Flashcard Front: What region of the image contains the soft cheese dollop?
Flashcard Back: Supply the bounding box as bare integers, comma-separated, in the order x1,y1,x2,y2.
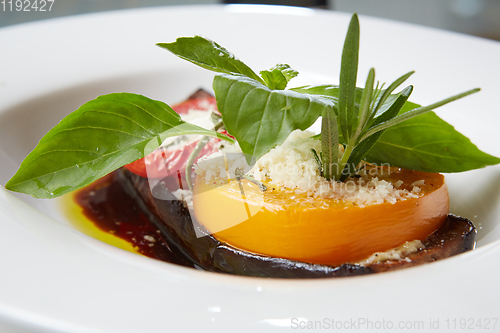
159,107,217,150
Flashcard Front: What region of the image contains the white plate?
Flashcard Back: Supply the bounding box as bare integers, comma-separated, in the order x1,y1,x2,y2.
1,5,500,333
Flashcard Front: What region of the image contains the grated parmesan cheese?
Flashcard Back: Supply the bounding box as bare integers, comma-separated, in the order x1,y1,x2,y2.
144,235,156,242
411,180,425,187
194,130,425,207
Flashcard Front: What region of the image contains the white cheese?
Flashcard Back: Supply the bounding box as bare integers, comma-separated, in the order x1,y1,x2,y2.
194,142,250,182
171,189,194,210
160,106,217,149
356,240,425,265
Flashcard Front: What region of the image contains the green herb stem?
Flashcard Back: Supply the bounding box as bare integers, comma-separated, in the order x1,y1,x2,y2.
335,144,354,181
351,67,375,144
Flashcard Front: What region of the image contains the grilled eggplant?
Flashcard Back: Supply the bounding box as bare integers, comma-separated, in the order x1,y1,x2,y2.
119,168,476,278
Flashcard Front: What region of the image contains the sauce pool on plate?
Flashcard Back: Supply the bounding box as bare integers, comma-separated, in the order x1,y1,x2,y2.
61,171,195,268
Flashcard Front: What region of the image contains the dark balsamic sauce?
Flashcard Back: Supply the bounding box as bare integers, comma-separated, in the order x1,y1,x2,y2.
74,171,195,268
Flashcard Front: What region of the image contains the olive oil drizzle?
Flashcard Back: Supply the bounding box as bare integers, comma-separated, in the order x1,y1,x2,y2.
65,170,195,268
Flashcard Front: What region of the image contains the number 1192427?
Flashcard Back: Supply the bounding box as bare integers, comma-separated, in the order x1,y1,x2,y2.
1,0,54,11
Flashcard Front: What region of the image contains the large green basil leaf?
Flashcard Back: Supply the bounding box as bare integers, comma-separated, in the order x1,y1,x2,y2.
157,36,264,84
213,74,334,162
366,112,500,172
6,93,233,199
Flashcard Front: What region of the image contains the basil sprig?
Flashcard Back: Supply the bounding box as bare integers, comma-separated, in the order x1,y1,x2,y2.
159,14,498,180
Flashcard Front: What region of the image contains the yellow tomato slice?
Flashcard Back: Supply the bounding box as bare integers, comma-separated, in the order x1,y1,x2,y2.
193,167,449,266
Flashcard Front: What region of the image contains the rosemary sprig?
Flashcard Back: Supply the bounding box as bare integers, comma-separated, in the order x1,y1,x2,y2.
320,13,481,181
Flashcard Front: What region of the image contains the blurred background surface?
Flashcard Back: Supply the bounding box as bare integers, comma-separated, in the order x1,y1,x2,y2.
1,0,499,41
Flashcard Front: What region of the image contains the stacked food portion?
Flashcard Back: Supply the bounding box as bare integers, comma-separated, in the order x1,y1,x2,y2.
6,14,498,278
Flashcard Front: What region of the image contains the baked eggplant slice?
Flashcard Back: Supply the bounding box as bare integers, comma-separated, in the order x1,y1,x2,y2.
119,168,476,278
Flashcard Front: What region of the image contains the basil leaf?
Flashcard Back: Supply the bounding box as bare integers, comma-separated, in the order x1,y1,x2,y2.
157,36,264,84
275,64,299,83
366,111,500,172
213,74,334,162
6,93,233,199
260,64,298,90
290,85,357,143
292,84,340,98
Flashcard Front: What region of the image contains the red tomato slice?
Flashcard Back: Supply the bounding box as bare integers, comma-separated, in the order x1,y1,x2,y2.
172,96,217,115
124,138,221,179
124,95,225,179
